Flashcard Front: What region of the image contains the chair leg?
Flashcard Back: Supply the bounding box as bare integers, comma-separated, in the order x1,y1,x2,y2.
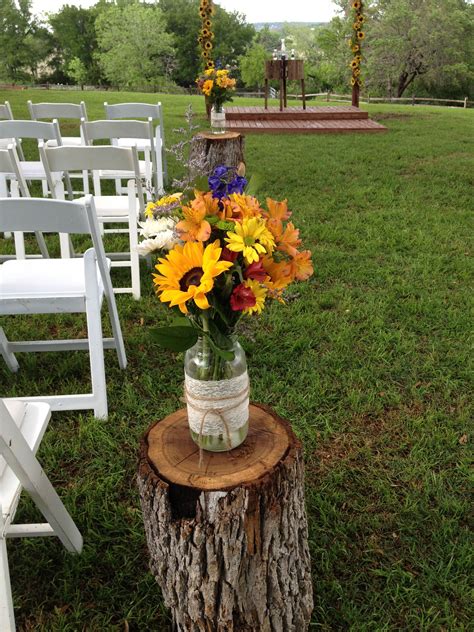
0,328,19,373
84,251,108,419
127,181,141,300
0,537,15,632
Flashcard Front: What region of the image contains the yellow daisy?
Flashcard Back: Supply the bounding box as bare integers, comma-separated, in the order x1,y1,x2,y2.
153,240,232,314
242,279,267,315
225,217,275,265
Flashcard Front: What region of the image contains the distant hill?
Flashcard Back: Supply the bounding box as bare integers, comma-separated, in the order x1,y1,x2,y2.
253,22,327,31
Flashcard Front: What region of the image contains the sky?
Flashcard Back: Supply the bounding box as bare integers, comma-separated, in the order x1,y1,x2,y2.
32,0,340,23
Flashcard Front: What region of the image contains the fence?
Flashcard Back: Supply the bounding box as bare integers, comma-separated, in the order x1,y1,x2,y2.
287,91,473,109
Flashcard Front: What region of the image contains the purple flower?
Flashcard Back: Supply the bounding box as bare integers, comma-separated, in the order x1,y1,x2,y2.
227,175,247,195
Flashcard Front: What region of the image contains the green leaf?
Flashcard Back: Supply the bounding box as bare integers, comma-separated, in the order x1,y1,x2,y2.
207,214,220,225
206,335,235,361
216,220,235,231
171,316,191,327
149,326,198,351
245,173,263,197
189,175,209,192
208,319,234,350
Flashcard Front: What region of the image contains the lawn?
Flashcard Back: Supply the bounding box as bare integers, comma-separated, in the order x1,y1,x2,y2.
1,88,473,631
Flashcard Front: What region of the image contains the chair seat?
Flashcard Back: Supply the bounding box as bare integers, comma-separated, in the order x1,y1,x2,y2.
46,137,83,148
19,161,47,180
76,195,141,218
98,160,148,179
0,257,108,301
0,401,51,517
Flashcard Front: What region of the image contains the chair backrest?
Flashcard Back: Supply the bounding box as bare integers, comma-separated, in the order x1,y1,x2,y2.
41,145,145,209
0,102,14,121
104,101,162,120
28,101,88,121
81,118,153,144
0,146,29,197
0,196,94,235
0,196,115,304
0,120,62,143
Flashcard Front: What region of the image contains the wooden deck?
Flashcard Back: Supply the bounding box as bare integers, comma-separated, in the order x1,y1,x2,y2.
224,105,386,134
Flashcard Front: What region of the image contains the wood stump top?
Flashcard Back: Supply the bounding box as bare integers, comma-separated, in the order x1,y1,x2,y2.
196,131,241,141
143,403,294,491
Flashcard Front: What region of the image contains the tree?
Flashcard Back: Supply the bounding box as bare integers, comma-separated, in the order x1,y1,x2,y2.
368,0,474,97
95,3,175,90
239,43,268,89
160,0,255,86
0,0,42,81
66,57,88,89
49,4,102,85
255,25,281,53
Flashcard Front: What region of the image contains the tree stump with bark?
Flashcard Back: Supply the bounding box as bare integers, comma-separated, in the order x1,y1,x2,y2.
189,131,245,179
137,403,313,632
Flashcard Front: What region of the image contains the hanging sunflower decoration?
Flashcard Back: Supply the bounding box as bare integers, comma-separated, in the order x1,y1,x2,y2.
199,0,215,70
348,0,365,88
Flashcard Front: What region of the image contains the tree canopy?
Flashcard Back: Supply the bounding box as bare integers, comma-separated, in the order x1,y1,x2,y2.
0,0,472,99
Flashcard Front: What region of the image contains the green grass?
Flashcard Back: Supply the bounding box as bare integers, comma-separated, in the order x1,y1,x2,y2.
1,89,473,631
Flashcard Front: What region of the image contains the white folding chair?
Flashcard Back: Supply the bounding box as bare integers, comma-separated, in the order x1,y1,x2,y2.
0,120,71,198
28,101,88,147
0,399,83,632
0,400,83,629
104,101,167,185
41,145,145,299
0,196,127,418
0,146,49,260
0,103,25,160
81,118,163,197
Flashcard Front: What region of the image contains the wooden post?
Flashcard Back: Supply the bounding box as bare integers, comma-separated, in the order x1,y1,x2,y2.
464,96,468,109
189,131,245,178
137,404,314,632
264,78,269,110
352,83,360,108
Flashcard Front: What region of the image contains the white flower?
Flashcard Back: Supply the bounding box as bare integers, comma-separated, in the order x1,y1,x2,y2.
137,231,178,256
138,216,177,239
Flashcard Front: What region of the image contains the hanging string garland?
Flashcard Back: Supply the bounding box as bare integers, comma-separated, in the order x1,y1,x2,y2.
349,0,365,88
198,0,215,70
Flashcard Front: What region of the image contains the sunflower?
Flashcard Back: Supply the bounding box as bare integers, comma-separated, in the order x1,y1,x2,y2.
358,15,365,23
205,19,212,27
358,31,365,39
352,0,361,8
205,41,213,50
350,59,359,69
352,43,360,52
353,21,361,30
201,28,210,38
202,79,213,94
153,240,232,314
225,217,275,265
351,77,357,86
353,68,361,77
242,279,267,315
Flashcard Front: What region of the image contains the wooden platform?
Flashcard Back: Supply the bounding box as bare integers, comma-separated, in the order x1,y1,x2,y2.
225,105,386,134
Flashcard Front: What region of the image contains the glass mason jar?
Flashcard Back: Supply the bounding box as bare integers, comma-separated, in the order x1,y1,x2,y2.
184,336,249,452
210,105,226,134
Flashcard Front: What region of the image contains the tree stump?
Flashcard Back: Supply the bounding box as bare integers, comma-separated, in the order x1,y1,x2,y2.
137,403,313,632
189,131,245,178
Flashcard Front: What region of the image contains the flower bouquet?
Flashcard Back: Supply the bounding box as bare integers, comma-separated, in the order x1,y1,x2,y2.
147,166,313,452
196,65,236,132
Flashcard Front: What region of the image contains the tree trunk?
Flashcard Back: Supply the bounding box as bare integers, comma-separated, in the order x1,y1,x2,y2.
137,403,313,632
189,132,245,179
